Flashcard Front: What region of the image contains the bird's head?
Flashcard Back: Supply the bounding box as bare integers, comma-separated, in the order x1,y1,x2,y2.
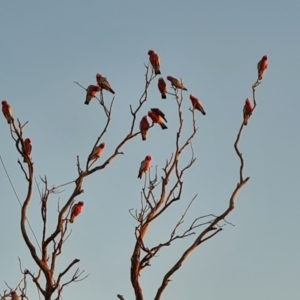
78,201,84,206
148,111,154,118
166,76,173,81
96,73,102,79
146,155,152,161
25,138,32,144
2,100,8,105
148,50,155,55
99,143,105,149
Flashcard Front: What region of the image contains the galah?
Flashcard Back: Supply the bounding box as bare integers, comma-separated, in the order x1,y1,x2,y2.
85,85,101,105
158,77,167,99
70,201,84,223
148,50,161,75
139,116,150,141
23,138,32,162
257,55,268,80
2,100,13,124
89,143,105,161
150,108,167,122
243,98,253,126
148,110,167,130
190,94,206,115
10,291,20,300
167,76,187,91
96,73,115,94
138,155,152,179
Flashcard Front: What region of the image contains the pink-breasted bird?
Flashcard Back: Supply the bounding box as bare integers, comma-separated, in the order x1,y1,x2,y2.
190,94,206,115
138,155,152,179
148,110,167,130
2,100,13,124
257,55,268,80
96,73,115,94
23,138,32,162
167,76,187,91
243,98,253,126
148,50,161,75
70,201,84,223
10,291,20,300
139,116,150,141
150,108,167,122
85,85,101,105
157,78,167,99
89,143,105,161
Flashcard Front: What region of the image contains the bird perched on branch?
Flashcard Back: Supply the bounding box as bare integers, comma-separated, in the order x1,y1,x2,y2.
70,201,84,223
150,108,167,122
257,55,268,80
157,77,167,99
10,291,20,300
23,138,32,162
139,116,150,141
148,109,167,130
167,76,187,91
148,50,161,75
190,94,206,115
85,85,101,105
243,98,253,126
96,73,115,94
138,155,152,179
89,143,105,161
2,100,13,124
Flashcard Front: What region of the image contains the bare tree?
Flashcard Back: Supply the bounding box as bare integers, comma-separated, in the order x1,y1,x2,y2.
1,54,266,300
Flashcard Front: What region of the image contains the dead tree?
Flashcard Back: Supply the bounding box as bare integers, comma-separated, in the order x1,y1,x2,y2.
0,54,266,300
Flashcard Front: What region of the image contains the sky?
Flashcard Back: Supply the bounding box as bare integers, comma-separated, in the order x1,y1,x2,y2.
0,1,299,299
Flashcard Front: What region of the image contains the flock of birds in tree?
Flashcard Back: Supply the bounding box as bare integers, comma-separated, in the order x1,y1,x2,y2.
2,54,268,297
79,52,267,183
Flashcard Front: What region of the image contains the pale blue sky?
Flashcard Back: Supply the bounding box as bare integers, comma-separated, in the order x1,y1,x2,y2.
1,1,299,299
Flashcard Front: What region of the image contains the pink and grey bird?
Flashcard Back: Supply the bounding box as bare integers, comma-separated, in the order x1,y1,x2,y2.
23,138,32,162
138,155,152,179
158,78,167,99
139,116,150,141
243,98,253,126
167,76,187,91
89,143,105,161
150,108,167,122
96,73,115,94
148,50,161,75
2,100,13,124
10,291,20,300
148,110,167,130
190,94,206,115
85,85,101,105
70,201,84,223
257,55,268,80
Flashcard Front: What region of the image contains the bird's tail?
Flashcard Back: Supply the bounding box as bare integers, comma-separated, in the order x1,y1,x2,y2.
161,94,166,99
160,123,168,130
141,131,147,141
